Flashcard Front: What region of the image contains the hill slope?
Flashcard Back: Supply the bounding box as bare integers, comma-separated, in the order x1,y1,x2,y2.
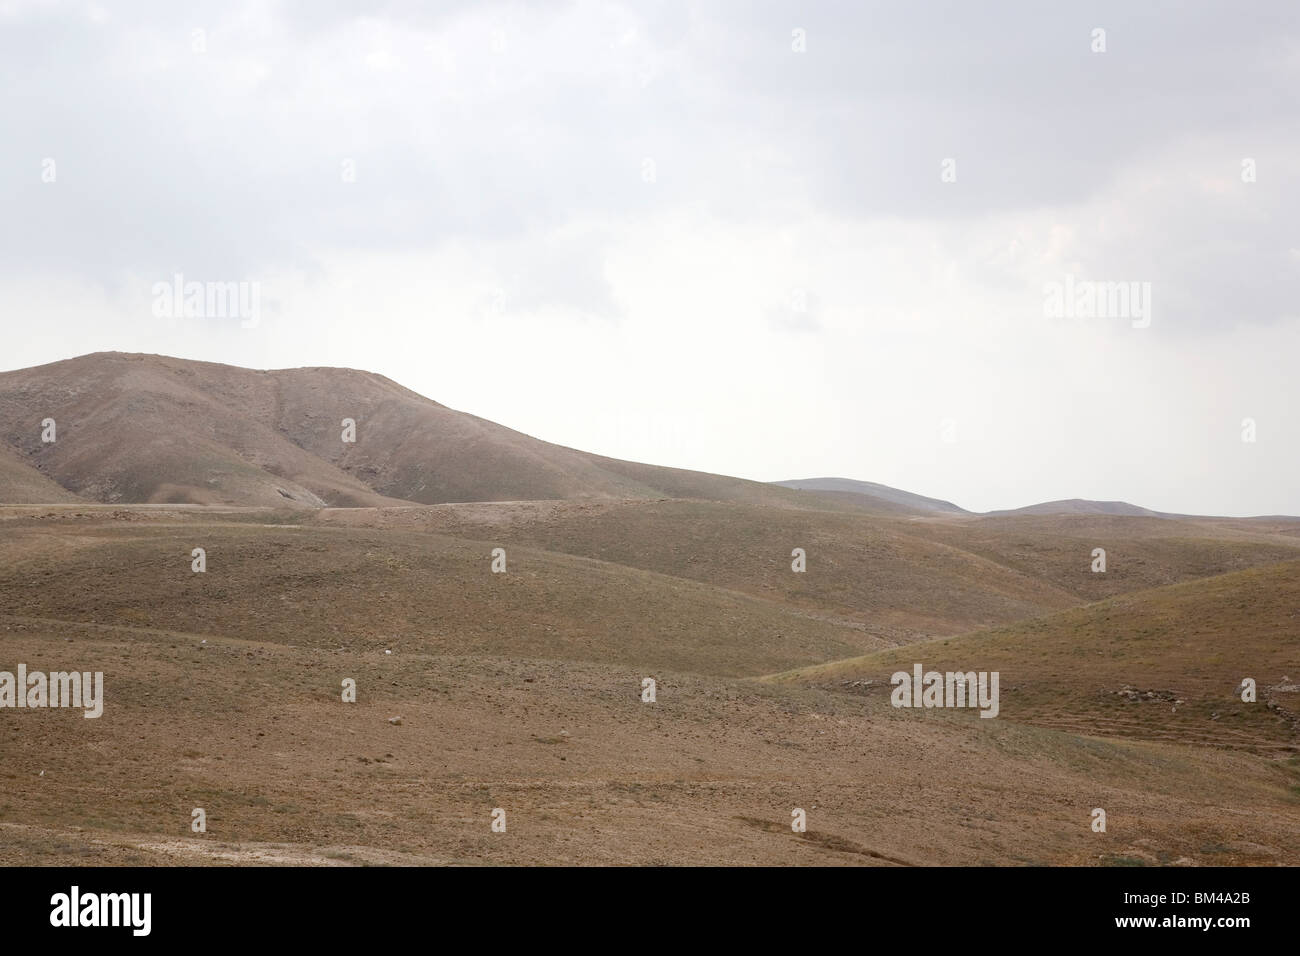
0,353,807,508
773,477,968,514
986,499,1164,517
2,505,1297,866
769,560,1300,755
0,444,84,503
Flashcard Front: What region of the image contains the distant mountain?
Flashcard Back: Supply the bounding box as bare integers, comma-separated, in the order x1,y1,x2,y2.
0,352,805,508
772,477,969,515
984,499,1164,517
773,481,1179,519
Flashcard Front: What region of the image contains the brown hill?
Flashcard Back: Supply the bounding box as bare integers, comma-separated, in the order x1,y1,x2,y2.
309,499,1300,645
768,560,1300,756
0,444,84,503
986,498,1164,517
773,477,968,514
0,352,808,509
2,504,1297,866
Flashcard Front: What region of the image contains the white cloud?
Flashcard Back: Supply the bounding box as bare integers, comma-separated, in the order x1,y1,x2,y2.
1,0,1297,514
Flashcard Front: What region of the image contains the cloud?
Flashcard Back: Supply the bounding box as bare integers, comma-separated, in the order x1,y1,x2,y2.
1,0,1297,513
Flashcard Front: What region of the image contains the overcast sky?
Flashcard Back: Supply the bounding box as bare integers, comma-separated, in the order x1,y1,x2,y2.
2,0,1297,515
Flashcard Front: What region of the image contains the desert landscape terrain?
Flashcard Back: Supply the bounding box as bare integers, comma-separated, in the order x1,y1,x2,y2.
0,353,1297,866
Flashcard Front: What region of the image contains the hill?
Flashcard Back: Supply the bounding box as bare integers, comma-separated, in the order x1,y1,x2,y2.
0,353,809,509
985,499,1164,517
772,477,968,514
2,504,1297,866
768,560,1300,756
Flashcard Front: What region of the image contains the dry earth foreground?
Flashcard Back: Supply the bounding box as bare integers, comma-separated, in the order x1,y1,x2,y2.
0,353,1297,866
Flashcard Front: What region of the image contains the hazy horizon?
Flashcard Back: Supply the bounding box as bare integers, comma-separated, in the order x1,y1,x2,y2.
5,347,1295,518
3,1,1296,516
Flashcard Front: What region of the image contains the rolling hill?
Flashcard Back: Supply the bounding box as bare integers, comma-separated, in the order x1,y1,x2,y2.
0,352,821,510
1,503,1297,866
2,354,1290,525
2,351,1298,866
772,477,968,514
768,560,1300,756
985,499,1166,517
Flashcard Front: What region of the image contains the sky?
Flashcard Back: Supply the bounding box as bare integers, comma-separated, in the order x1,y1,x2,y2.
1,0,1297,515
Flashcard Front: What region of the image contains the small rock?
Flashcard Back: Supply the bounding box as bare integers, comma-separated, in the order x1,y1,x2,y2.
388,716,402,726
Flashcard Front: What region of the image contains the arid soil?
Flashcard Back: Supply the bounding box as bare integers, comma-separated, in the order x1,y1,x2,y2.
1,502,1297,866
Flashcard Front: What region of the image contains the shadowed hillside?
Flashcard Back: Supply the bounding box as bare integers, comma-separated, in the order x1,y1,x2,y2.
0,445,84,503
